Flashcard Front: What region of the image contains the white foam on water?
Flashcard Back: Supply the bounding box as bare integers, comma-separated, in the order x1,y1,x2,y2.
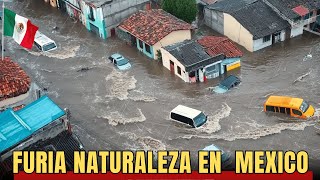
313,107,320,121
119,132,166,151
137,136,166,151
129,95,157,102
293,70,311,84
105,70,137,100
175,121,313,141
196,103,231,134
28,45,80,59
99,108,146,126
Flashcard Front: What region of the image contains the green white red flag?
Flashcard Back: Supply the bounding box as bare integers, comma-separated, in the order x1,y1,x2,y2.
3,8,39,49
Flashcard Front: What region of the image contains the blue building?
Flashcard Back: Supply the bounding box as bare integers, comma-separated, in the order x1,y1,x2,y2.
0,95,66,154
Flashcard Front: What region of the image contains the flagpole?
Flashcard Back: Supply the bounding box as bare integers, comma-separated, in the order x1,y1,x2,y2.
2,1,4,60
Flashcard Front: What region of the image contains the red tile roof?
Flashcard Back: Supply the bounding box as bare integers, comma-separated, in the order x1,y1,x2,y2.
0,57,31,101
119,9,193,45
197,36,243,58
292,5,309,16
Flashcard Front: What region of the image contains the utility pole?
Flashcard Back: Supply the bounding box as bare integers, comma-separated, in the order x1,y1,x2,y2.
0,0,12,60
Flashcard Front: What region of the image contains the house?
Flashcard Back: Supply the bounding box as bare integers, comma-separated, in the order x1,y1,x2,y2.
204,0,291,52
263,0,320,36
81,0,150,39
0,96,84,177
64,0,85,24
0,57,31,108
160,40,225,83
197,36,243,78
118,9,193,59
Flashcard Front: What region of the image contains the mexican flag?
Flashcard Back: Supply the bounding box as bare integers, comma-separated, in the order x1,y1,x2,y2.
3,8,39,49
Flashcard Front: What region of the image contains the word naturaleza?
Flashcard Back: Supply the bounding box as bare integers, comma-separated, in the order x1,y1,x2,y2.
13,150,308,174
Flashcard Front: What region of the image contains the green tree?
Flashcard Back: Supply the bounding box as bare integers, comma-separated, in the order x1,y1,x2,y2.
161,0,176,15
162,0,197,23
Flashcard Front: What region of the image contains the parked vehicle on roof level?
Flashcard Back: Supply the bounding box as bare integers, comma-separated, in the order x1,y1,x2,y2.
34,31,57,52
170,105,207,128
108,53,132,70
264,96,315,119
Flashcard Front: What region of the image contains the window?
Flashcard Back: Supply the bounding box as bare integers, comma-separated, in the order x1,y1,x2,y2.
171,113,194,127
138,40,143,49
294,16,301,22
43,43,57,52
88,6,95,21
263,35,271,43
280,107,286,114
292,109,302,116
275,107,280,113
266,106,275,112
286,108,291,115
145,44,151,54
177,66,181,75
304,12,313,20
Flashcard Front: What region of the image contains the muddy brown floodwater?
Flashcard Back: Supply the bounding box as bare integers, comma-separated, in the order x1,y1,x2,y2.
6,0,320,174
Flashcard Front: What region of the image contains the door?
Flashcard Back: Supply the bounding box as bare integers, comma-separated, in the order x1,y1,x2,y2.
111,28,116,37
292,109,303,118
131,35,137,46
170,60,174,73
272,32,281,44
90,23,100,36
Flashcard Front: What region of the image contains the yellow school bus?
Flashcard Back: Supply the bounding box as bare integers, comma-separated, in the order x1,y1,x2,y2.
264,96,315,119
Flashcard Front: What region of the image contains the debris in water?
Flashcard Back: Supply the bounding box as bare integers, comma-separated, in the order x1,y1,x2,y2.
77,67,91,72
303,54,312,61
293,70,311,84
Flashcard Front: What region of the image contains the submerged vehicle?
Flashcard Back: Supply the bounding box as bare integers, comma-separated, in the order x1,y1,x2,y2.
34,31,57,52
109,53,132,70
202,144,232,168
264,96,315,119
210,75,241,94
170,105,207,128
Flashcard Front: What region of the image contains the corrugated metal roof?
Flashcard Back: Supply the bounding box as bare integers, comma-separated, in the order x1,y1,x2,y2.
0,95,65,153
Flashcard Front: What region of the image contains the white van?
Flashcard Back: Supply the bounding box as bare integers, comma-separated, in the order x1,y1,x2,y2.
170,105,207,128
34,31,57,52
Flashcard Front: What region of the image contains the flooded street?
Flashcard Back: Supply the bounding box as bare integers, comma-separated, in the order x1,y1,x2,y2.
7,0,320,170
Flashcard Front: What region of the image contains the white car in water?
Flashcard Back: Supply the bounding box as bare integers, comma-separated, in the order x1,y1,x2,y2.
108,53,132,71
34,31,57,52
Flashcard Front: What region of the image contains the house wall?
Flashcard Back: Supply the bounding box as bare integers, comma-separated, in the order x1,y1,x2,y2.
253,36,272,51
204,61,222,79
153,30,192,59
160,48,189,82
83,5,107,39
0,91,30,108
222,58,241,72
65,0,84,23
136,39,154,59
204,8,224,34
102,0,150,38
290,24,304,38
224,13,254,52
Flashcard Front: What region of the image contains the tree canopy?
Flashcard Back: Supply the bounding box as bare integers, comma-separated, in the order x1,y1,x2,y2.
161,0,198,23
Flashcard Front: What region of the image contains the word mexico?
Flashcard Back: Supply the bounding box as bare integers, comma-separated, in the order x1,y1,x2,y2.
235,151,308,174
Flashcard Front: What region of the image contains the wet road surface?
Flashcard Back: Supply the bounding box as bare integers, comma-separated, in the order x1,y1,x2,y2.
6,0,320,171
